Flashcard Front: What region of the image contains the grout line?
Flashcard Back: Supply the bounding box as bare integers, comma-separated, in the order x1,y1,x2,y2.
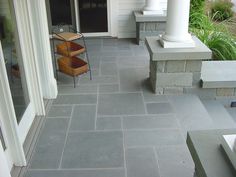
58,105,74,169
28,167,125,171
117,61,121,92
141,91,148,115
46,117,70,119
95,84,99,130
52,103,97,106
68,128,181,133
121,117,128,177
153,147,162,177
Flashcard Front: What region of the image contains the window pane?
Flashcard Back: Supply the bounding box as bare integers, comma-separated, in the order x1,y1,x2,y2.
0,0,30,123
49,0,72,25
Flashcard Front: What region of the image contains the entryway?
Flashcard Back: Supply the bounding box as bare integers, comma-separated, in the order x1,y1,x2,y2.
46,0,111,36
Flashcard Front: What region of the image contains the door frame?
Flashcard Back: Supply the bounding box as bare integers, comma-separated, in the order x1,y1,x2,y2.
74,0,118,37
0,0,46,169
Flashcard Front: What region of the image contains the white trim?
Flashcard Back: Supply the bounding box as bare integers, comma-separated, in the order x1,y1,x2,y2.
26,0,58,99
74,0,80,32
13,0,45,116
83,32,111,37
74,0,118,37
110,0,118,37
18,104,35,143
0,42,26,167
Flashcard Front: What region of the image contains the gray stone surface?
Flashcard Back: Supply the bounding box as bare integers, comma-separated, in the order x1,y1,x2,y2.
156,145,194,177
216,88,235,97
24,38,236,177
183,87,217,100
156,73,193,87
70,105,96,131
187,129,236,177
58,85,98,94
29,119,68,169
166,61,185,73
98,93,146,115
145,36,212,61
126,148,160,177
202,100,236,129
119,68,146,92
201,61,236,88
79,76,118,85
134,11,166,22
53,94,97,105
100,62,118,76
146,102,174,114
99,84,119,93
168,95,214,137
185,60,202,72
124,129,185,147
134,11,167,45
164,87,184,95
61,131,124,168
25,169,125,177
96,117,122,130
47,105,73,117
123,115,179,130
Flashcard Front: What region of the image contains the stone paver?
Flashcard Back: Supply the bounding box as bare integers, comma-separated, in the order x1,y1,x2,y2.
26,38,236,177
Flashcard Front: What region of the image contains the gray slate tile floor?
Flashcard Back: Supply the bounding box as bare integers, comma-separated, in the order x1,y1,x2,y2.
25,38,236,177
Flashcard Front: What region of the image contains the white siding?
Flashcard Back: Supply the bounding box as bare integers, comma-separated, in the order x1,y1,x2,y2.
117,0,167,38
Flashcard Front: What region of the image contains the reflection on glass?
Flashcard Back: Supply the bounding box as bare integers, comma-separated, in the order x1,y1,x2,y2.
0,0,30,123
79,0,108,33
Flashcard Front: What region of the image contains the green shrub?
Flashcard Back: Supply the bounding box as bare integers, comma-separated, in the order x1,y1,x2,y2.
211,0,234,21
189,12,214,30
191,27,236,60
190,0,206,14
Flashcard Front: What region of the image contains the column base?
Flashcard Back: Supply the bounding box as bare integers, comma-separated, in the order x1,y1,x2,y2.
159,34,195,48
143,10,164,15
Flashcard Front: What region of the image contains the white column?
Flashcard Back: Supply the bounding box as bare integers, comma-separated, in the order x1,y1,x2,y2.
143,0,164,15
28,0,58,99
160,0,195,48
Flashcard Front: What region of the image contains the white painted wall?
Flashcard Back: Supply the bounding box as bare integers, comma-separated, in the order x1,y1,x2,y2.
117,0,167,38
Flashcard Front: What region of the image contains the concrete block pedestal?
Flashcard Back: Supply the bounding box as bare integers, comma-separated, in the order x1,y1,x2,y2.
134,11,166,45
145,36,212,94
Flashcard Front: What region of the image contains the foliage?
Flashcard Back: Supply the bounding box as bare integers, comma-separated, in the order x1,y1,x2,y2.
189,12,214,30
211,0,234,21
189,1,236,60
191,28,236,60
190,0,206,14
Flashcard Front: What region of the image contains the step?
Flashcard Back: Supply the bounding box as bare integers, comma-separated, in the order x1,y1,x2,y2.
201,99,236,129
201,61,236,89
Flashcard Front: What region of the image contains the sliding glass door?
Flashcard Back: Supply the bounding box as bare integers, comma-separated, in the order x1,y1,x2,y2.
78,0,108,33
45,0,110,35
0,0,36,144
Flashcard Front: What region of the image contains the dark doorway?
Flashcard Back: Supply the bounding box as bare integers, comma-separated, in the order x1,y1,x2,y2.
46,0,76,33
78,0,108,33
49,0,73,25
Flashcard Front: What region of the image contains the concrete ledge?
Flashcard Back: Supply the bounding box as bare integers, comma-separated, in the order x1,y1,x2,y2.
202,61,236,88
145,36,212,61
187,129,236,177
134,11,166,22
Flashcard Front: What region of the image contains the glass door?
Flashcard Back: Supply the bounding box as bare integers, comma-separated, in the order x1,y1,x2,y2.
45,0,110,36
78,0,108,33
0,0,35,143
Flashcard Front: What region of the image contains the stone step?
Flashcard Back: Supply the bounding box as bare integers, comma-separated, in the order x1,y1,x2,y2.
201,99,236,129
167,95,215,137
201,61,236,89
